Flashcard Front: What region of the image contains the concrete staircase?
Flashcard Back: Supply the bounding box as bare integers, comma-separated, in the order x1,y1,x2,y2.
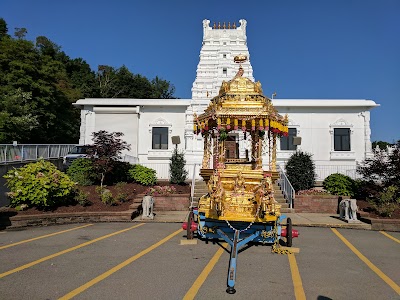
190,180,208,208
191,178,294,213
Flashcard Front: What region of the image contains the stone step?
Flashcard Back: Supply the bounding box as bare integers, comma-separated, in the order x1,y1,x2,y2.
129,203,141,210
275,199,286,203
193,190,207,194
281,208,295,213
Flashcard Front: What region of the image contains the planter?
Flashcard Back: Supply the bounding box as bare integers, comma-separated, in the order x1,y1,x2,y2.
295,195,340,213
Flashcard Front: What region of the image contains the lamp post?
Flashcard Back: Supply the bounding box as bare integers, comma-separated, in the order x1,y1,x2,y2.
171,136,181,150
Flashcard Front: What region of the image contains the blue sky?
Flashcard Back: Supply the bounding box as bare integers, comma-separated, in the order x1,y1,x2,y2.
1,0,399,143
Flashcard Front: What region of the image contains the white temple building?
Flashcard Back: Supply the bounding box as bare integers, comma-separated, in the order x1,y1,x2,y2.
74,19,379,181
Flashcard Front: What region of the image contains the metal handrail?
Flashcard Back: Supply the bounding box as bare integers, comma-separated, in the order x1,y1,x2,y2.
189,163,198,209
277,164,295,208
0,144,77,164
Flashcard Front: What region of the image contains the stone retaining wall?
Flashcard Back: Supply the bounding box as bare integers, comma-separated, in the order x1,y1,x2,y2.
133,194,190,211
294,195,340,213
0,211,133,229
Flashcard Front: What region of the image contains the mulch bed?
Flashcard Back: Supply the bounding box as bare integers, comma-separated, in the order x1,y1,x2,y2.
357,199,400,219
2,182,191,216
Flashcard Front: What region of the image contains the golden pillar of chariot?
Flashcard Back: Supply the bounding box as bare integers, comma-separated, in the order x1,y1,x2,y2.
193,54,289,223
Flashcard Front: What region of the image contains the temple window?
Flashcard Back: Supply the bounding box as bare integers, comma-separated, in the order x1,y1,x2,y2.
334,128,351,151
223,54,227,58
280,128,297,150
223,68,227,75
152,127,168,149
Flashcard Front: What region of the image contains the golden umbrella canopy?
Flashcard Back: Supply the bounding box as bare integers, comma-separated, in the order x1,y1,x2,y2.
194,56,288,136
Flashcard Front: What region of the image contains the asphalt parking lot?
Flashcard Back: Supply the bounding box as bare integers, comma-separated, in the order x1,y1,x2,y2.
0,223,399,300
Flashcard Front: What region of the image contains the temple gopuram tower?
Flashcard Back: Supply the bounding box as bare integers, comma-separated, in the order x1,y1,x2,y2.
192,19,254,100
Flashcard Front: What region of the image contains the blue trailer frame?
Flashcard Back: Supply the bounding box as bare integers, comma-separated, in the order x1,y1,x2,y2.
194,210,288,294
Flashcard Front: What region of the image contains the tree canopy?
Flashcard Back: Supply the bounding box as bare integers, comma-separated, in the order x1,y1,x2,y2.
0,18,177,144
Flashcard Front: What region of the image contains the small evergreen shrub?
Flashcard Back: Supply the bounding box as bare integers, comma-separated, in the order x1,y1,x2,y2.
286,151,316,191
74,190,91,206
128,165,157,186
323,173,355,197
169,148,188,184
67,158,97,186
95,185,116,205
101,189,115,205
115,182,128,202
4,159,76,208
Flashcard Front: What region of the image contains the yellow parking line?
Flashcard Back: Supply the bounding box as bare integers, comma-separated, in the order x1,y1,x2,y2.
59,228,183,300
183,243,226,300
0,224,94,250
0,223,145,279
380,231,400,244
288,253,306,300
331,228,400,295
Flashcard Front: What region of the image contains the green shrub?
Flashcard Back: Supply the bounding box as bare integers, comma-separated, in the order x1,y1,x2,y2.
323,173,355,197
74,190,91,206
286,151,316,191
95,185,116,205
107,161,132,184
368,185,400,217
115,182,128,202
128,165,157,186
4,159,76,208
169,148,188,184
100,189,115,205
67,158,97,186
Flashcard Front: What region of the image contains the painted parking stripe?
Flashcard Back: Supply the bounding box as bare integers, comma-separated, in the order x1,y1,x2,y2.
288,253,306,300
0,223,145,279
0,224,94,250
380,231,400,244
183,243,226,300
58,228,183,300
331,228,400,295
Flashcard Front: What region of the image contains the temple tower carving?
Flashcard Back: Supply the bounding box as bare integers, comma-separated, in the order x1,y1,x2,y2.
191,19,254,100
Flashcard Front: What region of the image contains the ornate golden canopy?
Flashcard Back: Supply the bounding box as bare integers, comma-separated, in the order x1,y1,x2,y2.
194,67,288,135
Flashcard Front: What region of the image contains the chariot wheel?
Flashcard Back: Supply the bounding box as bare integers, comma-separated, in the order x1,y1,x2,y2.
286,217,293,247
187,210,194,240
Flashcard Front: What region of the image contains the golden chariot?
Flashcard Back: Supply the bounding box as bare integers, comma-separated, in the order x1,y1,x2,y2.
184,55,298,294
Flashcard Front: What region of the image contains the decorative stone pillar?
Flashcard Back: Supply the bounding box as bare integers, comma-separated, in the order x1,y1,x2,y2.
255,130,262,169
268,131,272,171
272,134,277,171
202,133,211,168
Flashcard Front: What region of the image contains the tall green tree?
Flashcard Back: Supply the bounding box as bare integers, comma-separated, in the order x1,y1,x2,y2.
0,89,39,142
0,31,81,142
0,18,9,40
14,27,27,39
372,140,394,150
151,76,176,99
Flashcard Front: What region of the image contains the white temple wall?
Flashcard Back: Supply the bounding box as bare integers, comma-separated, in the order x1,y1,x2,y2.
273,105,374,180
137,105,188,164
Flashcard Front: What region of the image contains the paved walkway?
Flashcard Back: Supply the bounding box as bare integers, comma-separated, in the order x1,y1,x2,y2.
133,211,372,230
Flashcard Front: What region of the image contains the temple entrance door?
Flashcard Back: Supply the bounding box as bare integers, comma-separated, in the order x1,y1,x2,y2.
225,136,239,159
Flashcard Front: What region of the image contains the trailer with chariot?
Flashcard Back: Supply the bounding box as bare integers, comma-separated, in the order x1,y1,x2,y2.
183,55,299,294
